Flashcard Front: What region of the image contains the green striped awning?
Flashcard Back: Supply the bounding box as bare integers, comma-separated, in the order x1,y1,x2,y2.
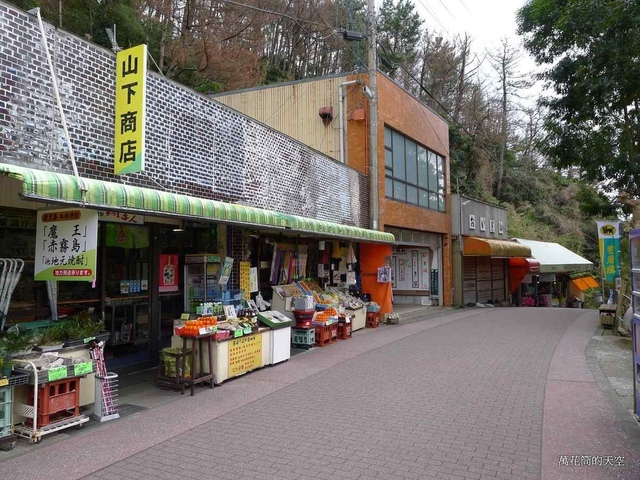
0,163,394,244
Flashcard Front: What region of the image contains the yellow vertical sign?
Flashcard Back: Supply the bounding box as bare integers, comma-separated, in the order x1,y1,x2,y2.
114,44,147,175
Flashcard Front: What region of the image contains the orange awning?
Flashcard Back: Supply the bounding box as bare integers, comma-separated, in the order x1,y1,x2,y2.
463,237,531,257
571,276,600,291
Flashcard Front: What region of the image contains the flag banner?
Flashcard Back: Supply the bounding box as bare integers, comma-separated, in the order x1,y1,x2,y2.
597,221,620,282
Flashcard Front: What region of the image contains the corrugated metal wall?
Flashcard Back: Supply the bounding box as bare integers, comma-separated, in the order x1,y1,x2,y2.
214,77,347,162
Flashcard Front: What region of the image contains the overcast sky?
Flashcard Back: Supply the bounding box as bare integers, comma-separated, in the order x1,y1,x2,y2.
412,0,542,99
418,0,528,52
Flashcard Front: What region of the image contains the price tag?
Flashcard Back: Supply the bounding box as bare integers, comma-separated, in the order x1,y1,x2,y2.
74,362,93,376
199,327,208,335
48,366,68,382
83,336,96,344
180,313,191,320
0,378,8,387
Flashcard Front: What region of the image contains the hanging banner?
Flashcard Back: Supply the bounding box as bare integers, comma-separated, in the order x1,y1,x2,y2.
219,257,234,285
114,44,147,175
597,221,620,283
35,208,98,281
421,252,429,289
249,267,258,293
159,254,179,292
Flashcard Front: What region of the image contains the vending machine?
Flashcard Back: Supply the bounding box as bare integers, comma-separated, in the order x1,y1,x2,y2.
184,254,221,312
629,229,640,418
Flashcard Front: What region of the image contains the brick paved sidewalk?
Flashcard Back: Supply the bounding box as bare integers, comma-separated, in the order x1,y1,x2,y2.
1,307,639,480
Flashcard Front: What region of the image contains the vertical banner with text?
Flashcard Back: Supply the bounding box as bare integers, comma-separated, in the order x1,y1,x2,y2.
597,221,620,283
115,44,147,175
35,208,98,281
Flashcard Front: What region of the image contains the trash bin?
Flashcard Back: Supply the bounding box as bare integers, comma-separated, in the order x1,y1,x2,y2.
598,304,616,327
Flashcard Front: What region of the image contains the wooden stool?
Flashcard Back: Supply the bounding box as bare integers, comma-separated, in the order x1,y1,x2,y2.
179,333,216,396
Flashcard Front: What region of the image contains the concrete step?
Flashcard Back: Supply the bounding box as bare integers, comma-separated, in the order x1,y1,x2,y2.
391,305,454,325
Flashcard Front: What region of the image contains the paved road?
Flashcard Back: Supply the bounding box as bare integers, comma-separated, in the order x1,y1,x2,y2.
2,308,639,479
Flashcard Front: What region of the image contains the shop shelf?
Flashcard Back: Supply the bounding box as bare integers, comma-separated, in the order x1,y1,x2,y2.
14,360,94,385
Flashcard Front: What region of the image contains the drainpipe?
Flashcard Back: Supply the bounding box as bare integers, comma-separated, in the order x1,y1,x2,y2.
367,0,378,231
339,80,361,164
28,8,87,200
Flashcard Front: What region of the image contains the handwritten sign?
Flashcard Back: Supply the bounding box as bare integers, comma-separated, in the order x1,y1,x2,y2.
228,334,262,377
0,378,8,387
74,362,93,376
47,366,68,382
35,208,98,282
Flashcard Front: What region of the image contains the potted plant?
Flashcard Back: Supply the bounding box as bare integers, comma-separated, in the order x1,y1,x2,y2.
34,314,107,349
0,327,35,376
33,322,67,352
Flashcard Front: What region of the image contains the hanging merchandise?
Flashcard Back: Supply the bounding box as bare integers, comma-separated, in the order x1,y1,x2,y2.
0,258,24,331
298,245,308,278
347,243,357,265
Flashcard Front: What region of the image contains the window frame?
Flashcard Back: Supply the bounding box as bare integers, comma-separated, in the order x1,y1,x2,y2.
384,126,446,212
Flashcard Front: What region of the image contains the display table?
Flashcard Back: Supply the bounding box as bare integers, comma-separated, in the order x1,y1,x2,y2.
170,327,290,384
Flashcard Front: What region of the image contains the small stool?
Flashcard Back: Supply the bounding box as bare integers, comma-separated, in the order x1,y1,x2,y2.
366,312,379,328
179,333,216,396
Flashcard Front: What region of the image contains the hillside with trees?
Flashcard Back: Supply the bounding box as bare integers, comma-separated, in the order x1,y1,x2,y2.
8,0,629,269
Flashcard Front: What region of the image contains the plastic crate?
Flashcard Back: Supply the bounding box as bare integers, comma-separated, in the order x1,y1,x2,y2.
366,312,380,328
315,325,336,347
0,387,12,439
27,378,80,427
291,328,315,347
337,321,352,339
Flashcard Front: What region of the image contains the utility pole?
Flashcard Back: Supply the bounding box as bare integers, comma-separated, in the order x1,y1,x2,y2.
367,0,379,231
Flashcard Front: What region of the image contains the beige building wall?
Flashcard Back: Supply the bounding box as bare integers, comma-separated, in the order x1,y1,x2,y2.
214,76,351,162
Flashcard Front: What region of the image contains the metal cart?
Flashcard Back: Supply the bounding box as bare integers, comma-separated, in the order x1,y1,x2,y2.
12,360,91,444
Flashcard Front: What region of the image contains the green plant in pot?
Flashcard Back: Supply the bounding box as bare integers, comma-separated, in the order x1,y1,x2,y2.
63,314,105,341
35,322,67,348
0,327,35,376
0,347,11,377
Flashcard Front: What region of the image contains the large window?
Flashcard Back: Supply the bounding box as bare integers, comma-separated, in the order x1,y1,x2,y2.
384,126,446,212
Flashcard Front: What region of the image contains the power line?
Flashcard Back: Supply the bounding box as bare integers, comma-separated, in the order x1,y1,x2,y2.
456,0,472,16
387,57,551,204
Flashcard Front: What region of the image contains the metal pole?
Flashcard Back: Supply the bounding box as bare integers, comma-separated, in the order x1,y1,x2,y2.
367,0,378,231
28,8,87,197
339,80,360,164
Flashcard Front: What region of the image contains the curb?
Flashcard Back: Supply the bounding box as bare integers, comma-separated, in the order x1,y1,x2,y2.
586,327,640,445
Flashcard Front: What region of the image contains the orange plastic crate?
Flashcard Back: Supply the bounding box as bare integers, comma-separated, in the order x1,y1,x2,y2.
315,324,335,346
366,312,380,328
27,378,80,427
337,321,352,339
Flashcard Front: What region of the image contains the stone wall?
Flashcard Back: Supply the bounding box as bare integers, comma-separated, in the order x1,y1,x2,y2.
0,1,369,228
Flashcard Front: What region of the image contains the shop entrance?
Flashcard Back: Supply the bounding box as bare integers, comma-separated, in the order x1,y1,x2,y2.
102,224,151,369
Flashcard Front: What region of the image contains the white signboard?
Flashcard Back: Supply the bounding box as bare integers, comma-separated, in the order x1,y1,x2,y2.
35,208,98,281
